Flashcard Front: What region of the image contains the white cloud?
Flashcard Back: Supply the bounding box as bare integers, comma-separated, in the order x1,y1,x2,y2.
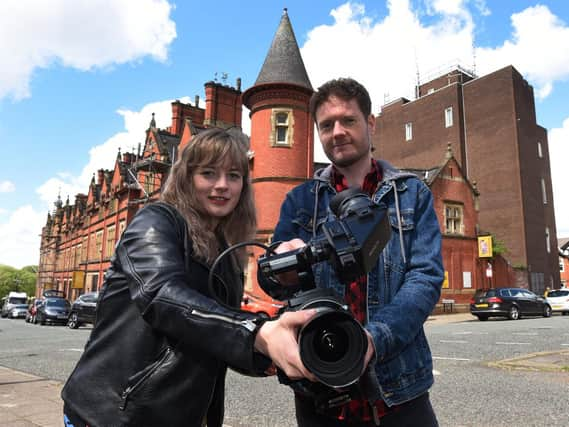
0,0,176,101
476,5,569,100
301,1,476,113
0,205,45,268
0,180,15,192
549,118,569,237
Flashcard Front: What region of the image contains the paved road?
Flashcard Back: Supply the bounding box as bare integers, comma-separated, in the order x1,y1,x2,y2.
1,313,568,426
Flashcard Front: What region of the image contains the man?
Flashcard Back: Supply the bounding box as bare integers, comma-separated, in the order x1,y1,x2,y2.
270,78,444,426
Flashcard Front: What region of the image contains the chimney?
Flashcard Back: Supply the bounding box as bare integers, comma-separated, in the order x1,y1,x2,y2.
171,100,183,136
204,79,243,129
97,169,105,186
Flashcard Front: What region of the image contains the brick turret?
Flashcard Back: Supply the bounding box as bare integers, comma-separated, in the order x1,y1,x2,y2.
242,8,314,242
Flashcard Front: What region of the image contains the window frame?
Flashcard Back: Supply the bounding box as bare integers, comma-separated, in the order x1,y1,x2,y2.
443,202,464,235
270,109,293,147
444,106,453,128
405,122,413,141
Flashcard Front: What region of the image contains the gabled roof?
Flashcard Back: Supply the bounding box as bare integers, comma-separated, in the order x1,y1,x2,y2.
254,8,312,90
399,144,479,195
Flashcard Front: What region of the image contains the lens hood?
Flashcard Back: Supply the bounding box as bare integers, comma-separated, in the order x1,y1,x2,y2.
293,290,368,388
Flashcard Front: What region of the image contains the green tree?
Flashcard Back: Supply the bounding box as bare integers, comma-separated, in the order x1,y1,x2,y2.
0,264,37,300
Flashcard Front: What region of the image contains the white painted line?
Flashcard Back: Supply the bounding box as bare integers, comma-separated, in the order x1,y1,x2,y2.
59,348,84,352
433,369,441,376
439,340,468,344
495,342,531,345
561,343,569,347
452,331,473,335
512,332,538,336
433,356,471,361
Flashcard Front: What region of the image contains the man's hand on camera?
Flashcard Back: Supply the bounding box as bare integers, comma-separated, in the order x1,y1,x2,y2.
363,330,376,375
254,309,318,382
274,238,306,285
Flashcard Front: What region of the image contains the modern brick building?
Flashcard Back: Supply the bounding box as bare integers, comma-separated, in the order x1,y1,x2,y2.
375,66,560,293
38,9,551,311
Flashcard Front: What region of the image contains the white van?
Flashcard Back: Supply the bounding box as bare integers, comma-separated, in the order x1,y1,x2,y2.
1,291,28,318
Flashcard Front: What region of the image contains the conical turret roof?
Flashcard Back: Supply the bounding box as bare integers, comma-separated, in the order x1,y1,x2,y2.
254,9,312,90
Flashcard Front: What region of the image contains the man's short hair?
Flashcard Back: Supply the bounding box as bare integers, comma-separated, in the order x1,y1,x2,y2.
309,78,372,123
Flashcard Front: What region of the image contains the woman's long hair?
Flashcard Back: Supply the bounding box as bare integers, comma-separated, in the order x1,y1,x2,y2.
160,128,256,265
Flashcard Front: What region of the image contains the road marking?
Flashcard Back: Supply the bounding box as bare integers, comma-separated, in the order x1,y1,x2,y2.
512,332,538,336
433,369,441,376
59,348,83,352
561,343,569,347
439,340,468,343
495,342,531,345
433,356,471,361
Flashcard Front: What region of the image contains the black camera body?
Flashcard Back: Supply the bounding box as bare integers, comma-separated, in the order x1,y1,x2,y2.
257,188,391,388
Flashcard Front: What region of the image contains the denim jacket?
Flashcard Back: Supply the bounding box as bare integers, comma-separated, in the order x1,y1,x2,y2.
272,159,444,406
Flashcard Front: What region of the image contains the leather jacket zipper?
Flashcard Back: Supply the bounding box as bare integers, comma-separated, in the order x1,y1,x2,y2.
119,347,172,411
190,309,257,332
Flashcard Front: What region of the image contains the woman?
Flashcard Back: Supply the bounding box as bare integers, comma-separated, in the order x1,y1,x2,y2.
61,128,314,427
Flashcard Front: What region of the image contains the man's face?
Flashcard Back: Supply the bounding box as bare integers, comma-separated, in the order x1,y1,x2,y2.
315,95,375,168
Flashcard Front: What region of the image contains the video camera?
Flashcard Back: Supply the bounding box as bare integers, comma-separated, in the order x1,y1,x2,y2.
257,188,391,388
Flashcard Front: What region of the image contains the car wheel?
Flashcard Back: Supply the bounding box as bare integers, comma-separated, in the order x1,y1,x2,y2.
68,312,79,329
477,315,488,321
508,306,520,320
543,305,552,318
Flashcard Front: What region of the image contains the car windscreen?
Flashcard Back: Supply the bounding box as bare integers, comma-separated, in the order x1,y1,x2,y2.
548,290,569,297
9,297,28,304
46,298,71,308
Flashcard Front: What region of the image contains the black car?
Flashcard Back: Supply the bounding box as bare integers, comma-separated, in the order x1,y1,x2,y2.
470,287,552,321
35,297,71,325
67,292,98,329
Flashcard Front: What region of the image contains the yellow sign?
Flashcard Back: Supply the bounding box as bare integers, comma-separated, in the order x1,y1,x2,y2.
478,235,493,258
442,271,449,289
72,271,85,289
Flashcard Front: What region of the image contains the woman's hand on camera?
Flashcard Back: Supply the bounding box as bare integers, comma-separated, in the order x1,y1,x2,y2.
254,309,318,382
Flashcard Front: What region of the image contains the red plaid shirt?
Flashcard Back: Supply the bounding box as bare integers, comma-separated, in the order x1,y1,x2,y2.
330,160,396,422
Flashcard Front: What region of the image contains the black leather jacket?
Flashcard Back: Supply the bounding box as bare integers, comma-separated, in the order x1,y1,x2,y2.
61,202,269,427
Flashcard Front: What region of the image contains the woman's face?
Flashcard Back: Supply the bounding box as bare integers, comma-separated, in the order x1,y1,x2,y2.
192,158,244,226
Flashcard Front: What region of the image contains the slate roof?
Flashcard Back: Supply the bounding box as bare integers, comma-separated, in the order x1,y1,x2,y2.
254,9,312,90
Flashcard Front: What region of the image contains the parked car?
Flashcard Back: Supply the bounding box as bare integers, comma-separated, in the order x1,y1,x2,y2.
3,303,29,319
546,289,569,315
25,299,43,323
67,292,99,329
35,297,71,325
470,287,552,321
241,292,284,319
1,291,28,318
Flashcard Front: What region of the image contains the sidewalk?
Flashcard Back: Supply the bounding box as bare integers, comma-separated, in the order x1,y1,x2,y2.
0,366,63,427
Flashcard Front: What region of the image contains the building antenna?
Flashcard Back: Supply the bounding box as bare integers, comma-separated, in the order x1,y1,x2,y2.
472,42,477,76
414,48,421,99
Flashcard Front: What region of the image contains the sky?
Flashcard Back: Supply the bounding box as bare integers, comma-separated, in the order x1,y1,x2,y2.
1,0,568,268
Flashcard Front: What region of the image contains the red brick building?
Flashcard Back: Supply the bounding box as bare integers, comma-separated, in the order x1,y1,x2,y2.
375,66,560,293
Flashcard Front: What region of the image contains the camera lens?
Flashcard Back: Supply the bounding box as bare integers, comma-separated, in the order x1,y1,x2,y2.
299,308,367,388
314,326,348,362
